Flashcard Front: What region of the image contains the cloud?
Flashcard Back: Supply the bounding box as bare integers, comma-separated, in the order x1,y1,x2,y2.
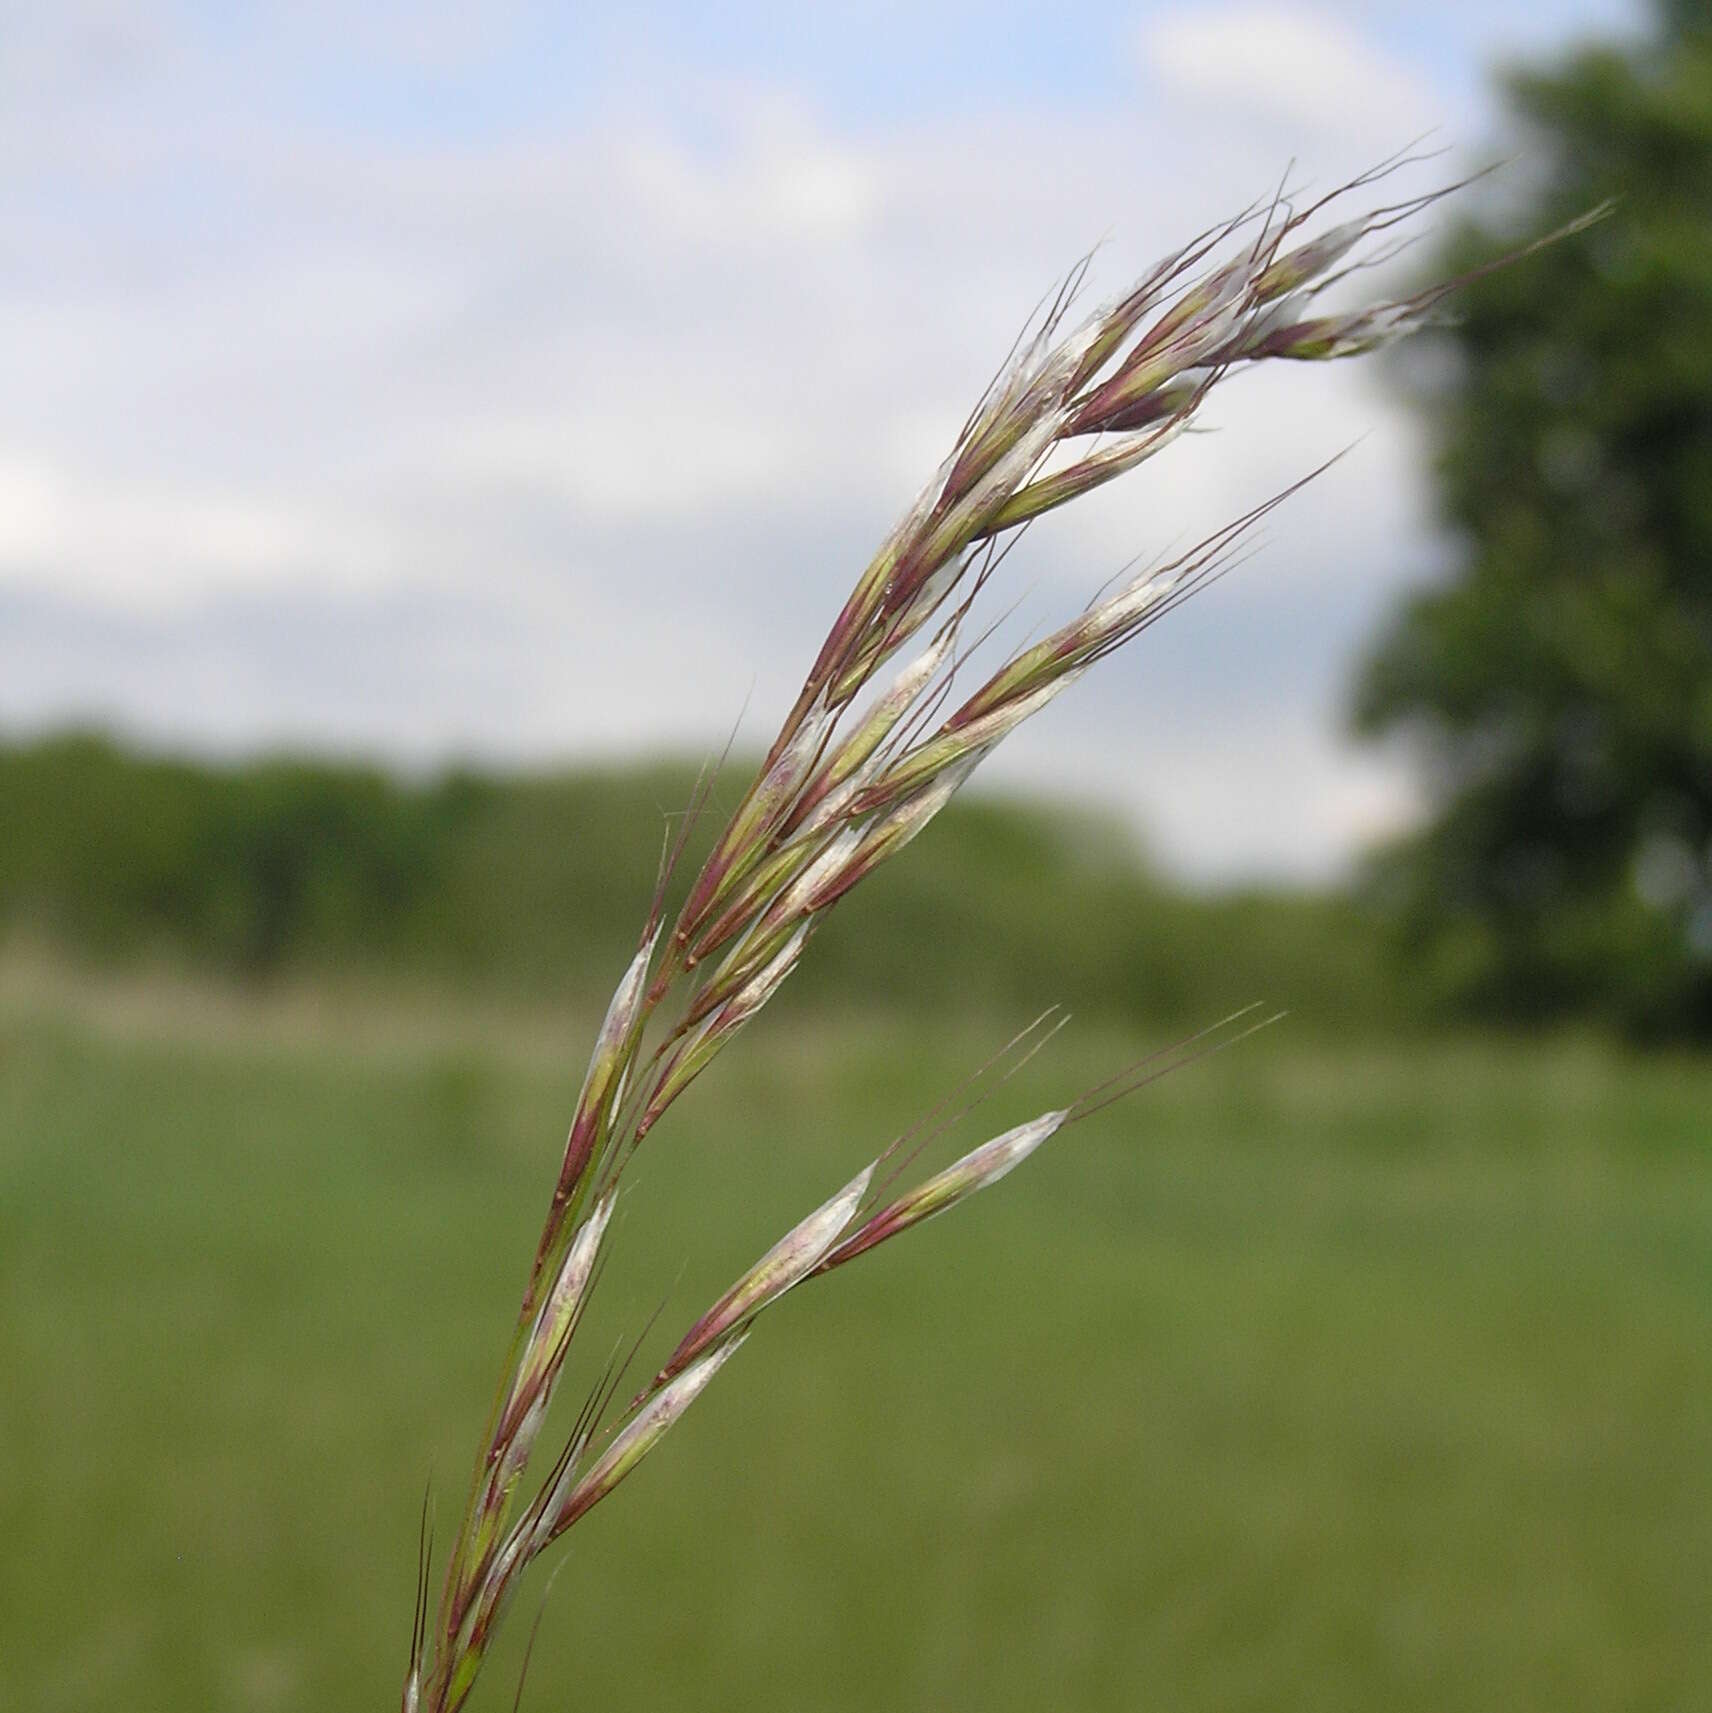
0,2,1518,881
0,450,412,610
998,693,1424,882
1140,4,1440,149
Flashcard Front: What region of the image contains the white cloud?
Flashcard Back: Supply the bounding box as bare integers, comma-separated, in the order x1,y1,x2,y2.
1000,697,1424,882
0,4,1526,880
1141,4,1440,149
0,452,407,609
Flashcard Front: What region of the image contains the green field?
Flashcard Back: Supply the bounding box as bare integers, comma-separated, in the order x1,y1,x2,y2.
3,967,1709,1712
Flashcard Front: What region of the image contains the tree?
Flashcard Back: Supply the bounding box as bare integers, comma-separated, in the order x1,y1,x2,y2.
1352,0,1712,1038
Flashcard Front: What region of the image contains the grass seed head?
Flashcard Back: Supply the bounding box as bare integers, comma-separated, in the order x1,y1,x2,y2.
414,157,1598,1713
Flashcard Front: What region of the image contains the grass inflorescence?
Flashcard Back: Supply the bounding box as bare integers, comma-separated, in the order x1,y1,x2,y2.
407,157,1598,1713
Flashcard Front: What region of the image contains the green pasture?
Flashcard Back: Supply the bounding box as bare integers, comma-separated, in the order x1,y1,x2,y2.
2,971,1708,1712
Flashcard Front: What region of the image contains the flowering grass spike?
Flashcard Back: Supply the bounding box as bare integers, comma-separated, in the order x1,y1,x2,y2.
406,156,1598,1712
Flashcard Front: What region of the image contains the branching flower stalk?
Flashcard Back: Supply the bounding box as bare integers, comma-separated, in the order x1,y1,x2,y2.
405,158,1600,1713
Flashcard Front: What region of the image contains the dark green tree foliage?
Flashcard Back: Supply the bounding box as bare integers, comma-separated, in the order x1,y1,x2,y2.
1353,2,1712,1037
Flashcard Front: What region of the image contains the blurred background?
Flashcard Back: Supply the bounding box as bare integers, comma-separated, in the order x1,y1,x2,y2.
3,1,1708,1709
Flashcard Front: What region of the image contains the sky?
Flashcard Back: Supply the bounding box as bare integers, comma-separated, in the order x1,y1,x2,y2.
0,0,1642,883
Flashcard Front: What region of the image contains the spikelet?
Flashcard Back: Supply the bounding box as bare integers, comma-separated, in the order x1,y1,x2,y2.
657,1165,874,1383
533,1335,750,1549
822,1111,1069,1270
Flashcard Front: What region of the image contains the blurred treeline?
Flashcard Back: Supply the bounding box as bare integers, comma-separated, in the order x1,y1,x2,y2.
0,729,1407,1035
12,10,1709,1048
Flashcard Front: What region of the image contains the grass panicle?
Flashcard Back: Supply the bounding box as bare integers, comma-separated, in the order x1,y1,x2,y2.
409,156,1591,1713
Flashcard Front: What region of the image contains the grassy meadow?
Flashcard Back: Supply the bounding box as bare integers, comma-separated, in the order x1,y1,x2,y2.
4,956,1709,1712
